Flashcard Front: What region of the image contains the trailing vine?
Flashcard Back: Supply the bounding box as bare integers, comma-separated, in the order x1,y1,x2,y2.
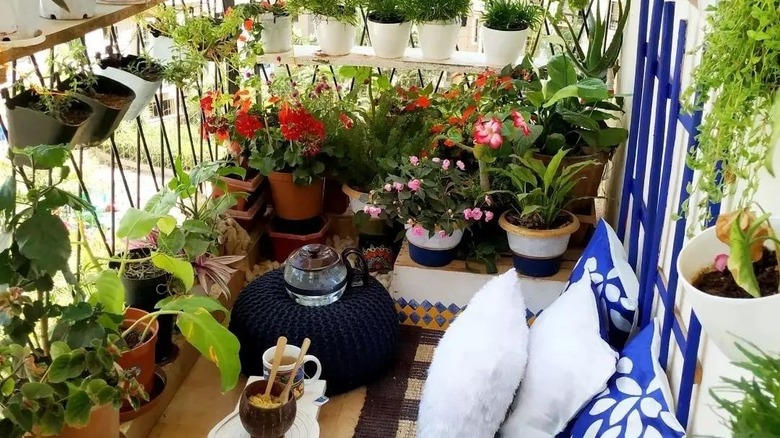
682,0,780,228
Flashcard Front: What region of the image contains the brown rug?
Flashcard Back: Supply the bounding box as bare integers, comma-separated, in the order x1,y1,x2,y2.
354,326,444,438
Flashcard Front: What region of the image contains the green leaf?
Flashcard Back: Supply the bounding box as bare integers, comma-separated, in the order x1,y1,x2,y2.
67,321,105,349
88,270,125,316
176,308,240,392
48,355,74,383
576,127,629,148
38,404,65,436
183,235,211,258
0,177,15,218
1,378,14,396
151,253,194,292
543,84,580,108
559,109,601,130
13,144,71,168
116,208,176,240
157,295,228,315
543,149,567,191
546,54,578,96
21,382,54,399
16,212,71,275
576,78,610,101
61,302,93,322
727,215,762,298
64,390,93,428
157,227,186,254
182,219,212,234
144,190,178,215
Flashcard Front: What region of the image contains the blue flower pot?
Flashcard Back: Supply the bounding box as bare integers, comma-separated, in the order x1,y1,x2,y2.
409,243,457,267
512,254,563,277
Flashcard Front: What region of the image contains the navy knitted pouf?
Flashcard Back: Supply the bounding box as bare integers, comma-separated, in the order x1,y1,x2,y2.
229,269,400,396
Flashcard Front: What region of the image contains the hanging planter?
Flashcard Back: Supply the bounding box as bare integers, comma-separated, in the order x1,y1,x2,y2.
499,211,579,277
678,215,780,361
259,13,293,53
481,26,530,67
97,54,164,121
267,171,324,221
315,16,356,56
417,20,461,60
406,225,463,267
367,16,411,59
118,307,159,395
39,0,97,20
60,75,136,145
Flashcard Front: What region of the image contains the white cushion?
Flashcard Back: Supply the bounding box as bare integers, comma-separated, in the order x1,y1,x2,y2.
418,270,530,438
500,275,618,437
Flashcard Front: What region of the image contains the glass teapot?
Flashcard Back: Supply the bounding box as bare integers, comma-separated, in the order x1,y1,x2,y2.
284,244,369,306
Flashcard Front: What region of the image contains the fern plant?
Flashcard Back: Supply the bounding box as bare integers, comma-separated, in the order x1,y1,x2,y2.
482,0,543,31
285,0,365,25
407,0,471,22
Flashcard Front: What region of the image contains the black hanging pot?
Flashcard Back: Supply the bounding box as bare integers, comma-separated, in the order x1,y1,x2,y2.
2,88,93,165
110,248,177,363
59,74,135,145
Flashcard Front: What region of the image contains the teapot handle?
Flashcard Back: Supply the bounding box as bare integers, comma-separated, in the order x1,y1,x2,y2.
342,248,369,289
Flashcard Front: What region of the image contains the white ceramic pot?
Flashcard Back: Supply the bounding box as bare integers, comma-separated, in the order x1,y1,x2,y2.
39,0,96,20
0,2,19,40
406,226,463,251
259,13,293,54
151,34,176,65
417,20,461,60
98,65,162,121
342,184,369,214
499,211,579,277
481,26,530,67
678,219,780,361
315,17,355,56
367,19,411,59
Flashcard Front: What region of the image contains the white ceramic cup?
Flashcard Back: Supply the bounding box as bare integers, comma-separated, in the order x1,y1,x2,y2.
262,344,322,399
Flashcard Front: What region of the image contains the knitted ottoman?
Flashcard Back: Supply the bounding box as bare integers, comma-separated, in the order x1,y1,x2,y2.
230,269,400,396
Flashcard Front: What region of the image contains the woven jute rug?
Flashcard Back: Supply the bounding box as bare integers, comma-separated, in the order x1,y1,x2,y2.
353,326,444,438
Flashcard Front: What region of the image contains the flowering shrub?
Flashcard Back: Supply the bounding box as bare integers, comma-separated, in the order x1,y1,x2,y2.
201,89,266,166
365,156,492,237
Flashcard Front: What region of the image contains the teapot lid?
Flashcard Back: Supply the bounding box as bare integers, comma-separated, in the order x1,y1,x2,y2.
288,244,340,272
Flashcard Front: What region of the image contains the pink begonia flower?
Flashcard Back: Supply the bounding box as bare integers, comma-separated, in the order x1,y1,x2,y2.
438,230,447,238
470,208,483,221
363,205,382,218
393,182,405,191
484,195,493,206
473,116,503,149
485,211,494,222
442,159,451,170
410,156,420,166
511,110,532,136
432,157,441,163
407,179,421,191
456,160,466,171
463,208,473,220
384,183,392,192
714,254,729,272
412,225,425,236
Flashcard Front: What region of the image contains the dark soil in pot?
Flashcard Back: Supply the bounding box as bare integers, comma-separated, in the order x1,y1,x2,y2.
60,74,135,144
506,211,573,230
367,12,405,24
124,328,154,349
99,54,165,82
693,248,779,299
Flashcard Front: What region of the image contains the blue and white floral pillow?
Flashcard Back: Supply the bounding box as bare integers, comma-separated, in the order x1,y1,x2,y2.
567,220,639,348
568,320,686,438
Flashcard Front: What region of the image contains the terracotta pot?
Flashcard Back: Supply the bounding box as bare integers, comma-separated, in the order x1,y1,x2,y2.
120,367,167,422
269,216,330,263
267,171,324,221
239,380,297,438
54,404,119,438
213,170,265,211
118,307,159,395
323,178,349,214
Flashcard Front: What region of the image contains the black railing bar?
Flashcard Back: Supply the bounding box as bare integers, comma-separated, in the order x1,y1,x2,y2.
260,63,270,83
328,65,342,100
70,151,112,255
109,135,135,208
0,113,8,139
110,137,117,254
29,55,46,88
154,93,176,179
195,77,215,161
389,68,396,83
135,118,161,191
180,87,199,166
359,7,369,46
136,124,141,207
434,71,445,93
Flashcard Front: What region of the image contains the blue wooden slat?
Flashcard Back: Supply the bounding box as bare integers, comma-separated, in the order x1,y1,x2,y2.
677,312,702,428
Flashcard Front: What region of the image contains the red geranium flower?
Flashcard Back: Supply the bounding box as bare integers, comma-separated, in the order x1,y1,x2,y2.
415,95,430,109
235,112,263,139
339,113,354,130
244,19,254,31
279,104,326,147
200,92,216,115
430,124,445,134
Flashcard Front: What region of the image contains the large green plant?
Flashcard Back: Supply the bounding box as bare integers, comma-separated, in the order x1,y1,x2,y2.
682,0,780,227
407,0,471,22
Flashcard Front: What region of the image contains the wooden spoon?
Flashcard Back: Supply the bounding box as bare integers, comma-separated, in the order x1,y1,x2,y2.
280,338,311,403
265,336,288,399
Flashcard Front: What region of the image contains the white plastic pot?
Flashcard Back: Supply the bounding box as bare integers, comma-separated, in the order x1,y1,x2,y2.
39,0,96,20
342,184,369,214
259,13,293,54
678,219,780,361
0,2,19,40
151,34,176,65
367,19,411,59
499,211,579,277
315,17,355,56
406,226,463,251
98,65,162,121
417,20,461,60
481,26,530,67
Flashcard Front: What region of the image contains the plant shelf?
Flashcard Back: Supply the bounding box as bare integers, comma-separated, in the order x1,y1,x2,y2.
256,45,495,74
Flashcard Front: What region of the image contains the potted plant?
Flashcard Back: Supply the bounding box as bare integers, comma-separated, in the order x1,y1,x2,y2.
480,0,542,67
40,0,96,20
97,51,165,121
678,208,780,361
366,156,491,267
286,0,363,56
496,149,593,276
408,0,471,60
365,0,412,59
144,5,180,64
245,0,293,54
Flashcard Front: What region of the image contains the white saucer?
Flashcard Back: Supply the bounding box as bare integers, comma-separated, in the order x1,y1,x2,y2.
0,31,45,49
209,408,320,438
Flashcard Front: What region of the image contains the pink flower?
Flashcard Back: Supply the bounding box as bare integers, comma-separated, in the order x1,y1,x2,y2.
393,182,405,191
384,183,392,192
442,159,451,170
463,208,473,220
473,116,503,149
407,179,421,191
363,205,382,218
484,195,493,206
456,160,466,171
432,157,441,163
511,110,531,136
714,253,729,272
412,225,425,236
485,211,494,222
470,208,483,221
410,156,420,166
438,230,447,238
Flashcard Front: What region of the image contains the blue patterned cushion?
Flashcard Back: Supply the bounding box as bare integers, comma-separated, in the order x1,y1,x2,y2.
568,320,687,438
567,220,639,348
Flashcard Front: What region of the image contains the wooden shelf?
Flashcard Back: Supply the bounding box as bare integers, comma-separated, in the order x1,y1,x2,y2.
257,45,494,74
1,0,164,65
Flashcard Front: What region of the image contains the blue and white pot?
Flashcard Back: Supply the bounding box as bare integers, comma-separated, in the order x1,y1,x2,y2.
499,211,579,277
406,225,463,267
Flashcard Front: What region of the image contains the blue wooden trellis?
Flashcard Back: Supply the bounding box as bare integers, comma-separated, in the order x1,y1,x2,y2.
618,0,719,430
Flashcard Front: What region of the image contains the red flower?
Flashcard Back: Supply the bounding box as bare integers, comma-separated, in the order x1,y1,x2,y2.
339,113,354,130
463,105,477,122
235,112,263,139
444,89,460,100
415,95,430,109
200,92,216,115
444,139,455,148
473,92,482,102
268,95,281,104
238,34,247,43
279,104,326,147
216,127,229,142
511,110,531,136
430,124,445,134
244,19,254,31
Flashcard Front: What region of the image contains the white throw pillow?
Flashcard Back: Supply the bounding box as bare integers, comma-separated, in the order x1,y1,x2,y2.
500,275,618,437
418,269,530,438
